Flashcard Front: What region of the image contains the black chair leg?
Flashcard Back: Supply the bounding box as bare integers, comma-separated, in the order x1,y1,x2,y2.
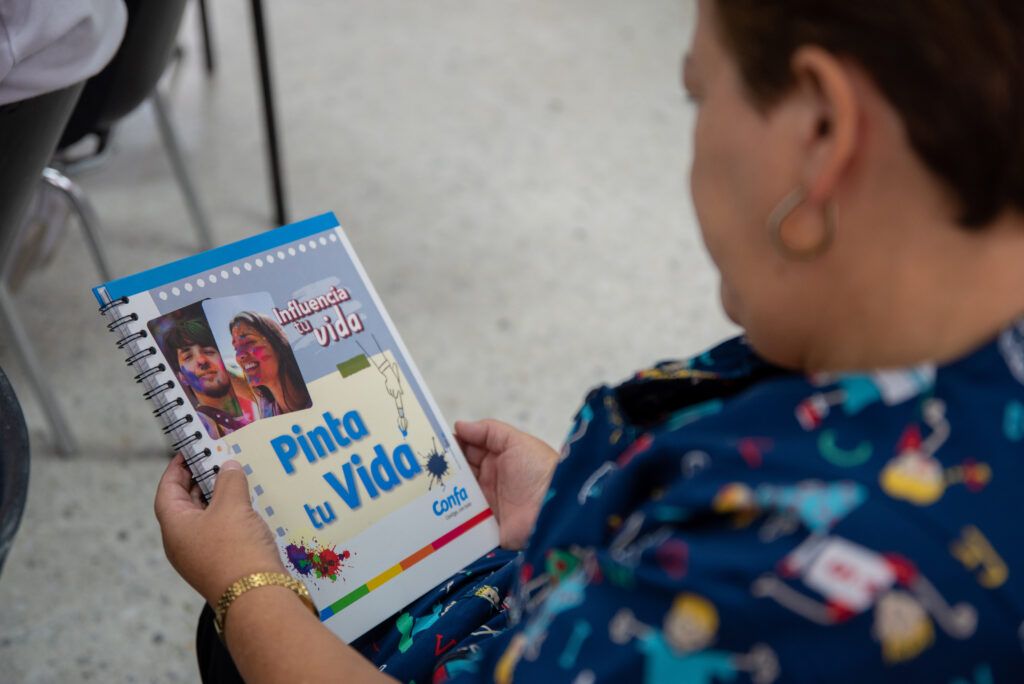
249,0,288,228
197,0,216,75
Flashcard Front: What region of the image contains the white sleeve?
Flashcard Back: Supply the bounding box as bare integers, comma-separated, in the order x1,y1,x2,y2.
0,0,127,105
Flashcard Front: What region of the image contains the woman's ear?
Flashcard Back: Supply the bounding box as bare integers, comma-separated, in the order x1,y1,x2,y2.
789,46,859,207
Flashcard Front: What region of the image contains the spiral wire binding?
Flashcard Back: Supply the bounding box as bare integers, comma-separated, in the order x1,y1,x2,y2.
98,294,217,500
185,448,213,468
134,363,165,383
106,313,138,331
115,329,147,349
98,296,128,313
125,347,156,365
142,380,174,401
153,397,184,418
163,414,194,434
172,430,204,451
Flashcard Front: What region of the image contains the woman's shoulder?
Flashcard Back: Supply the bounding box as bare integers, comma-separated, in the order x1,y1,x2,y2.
516,334,1024,682
558,336,789,455
556,330,1024,527
598,329,1024,456
550,330,1024,609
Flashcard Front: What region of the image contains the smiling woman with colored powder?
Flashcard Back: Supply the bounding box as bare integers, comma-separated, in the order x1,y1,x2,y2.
229,311,312,417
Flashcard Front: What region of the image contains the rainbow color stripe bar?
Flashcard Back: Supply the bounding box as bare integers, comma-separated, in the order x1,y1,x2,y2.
319,508,494,621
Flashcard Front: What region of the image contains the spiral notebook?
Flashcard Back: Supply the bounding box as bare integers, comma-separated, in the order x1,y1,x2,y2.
92,212,498,641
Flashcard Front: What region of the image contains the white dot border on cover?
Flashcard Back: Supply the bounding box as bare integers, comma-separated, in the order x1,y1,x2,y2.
155,232,339,301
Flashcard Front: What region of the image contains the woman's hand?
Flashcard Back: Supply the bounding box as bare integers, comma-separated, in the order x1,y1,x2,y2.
455,419,559,550
154,454,286,606
157,456,396,683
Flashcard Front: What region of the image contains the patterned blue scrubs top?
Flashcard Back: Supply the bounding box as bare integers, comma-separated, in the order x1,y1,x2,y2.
354,320,1024,683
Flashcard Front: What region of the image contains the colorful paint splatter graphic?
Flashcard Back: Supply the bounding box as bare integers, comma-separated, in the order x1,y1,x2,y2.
423,438,451,490
285,538,353,582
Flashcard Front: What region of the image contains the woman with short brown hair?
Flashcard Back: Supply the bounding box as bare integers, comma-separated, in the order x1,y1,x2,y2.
157,2,1024,681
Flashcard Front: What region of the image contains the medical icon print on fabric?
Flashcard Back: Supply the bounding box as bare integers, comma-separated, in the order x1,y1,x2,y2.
1003,400,1024,442
817,430,873,468
736,437,772,468
494,572,588,684
396,604,443,654
609,594,779,683
796,367,935,429
949,526,1008,590
998,319,1024,386
562,403,595,459
752,535,977,664
472,585,502,612
879,400,990,506
713,480,867,542
604,394,624,445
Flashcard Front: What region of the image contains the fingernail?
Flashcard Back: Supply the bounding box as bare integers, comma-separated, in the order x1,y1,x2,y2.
221,459,242,471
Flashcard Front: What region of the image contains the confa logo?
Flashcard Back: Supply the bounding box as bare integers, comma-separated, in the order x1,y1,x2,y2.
432,486,469,516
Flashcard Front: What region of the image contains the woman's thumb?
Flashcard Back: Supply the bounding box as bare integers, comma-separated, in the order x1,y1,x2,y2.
454,419,488,444
210,460,251,509
456,419,511,452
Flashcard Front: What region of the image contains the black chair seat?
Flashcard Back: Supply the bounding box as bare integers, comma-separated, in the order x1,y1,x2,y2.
59,0,189,150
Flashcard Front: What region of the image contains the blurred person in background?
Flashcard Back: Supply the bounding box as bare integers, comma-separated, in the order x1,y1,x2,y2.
0,0,125,105
0,0,126,281
156,1,1024,681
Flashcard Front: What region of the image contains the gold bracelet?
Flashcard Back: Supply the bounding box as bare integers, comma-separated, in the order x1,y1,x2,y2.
214,572,316,635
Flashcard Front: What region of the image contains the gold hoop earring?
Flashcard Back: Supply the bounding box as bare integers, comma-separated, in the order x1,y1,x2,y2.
767,188,837,261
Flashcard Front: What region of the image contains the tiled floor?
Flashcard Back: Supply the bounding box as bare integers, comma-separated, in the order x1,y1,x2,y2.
0,1,735,681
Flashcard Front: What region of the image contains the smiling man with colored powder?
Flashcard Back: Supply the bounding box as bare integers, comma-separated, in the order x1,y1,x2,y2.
164,316,256,438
